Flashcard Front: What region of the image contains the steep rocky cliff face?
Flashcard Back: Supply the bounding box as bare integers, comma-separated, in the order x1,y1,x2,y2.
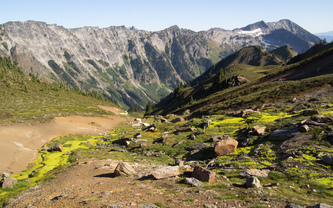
0,20,320,109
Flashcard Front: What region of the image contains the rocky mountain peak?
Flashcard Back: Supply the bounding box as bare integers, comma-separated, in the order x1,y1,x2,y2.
0,20,320,109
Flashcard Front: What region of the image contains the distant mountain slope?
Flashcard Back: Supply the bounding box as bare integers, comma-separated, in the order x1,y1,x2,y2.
0,20,320,109
270,45,298,62
190,45,282,86
316,31,333,42
152,43,333,116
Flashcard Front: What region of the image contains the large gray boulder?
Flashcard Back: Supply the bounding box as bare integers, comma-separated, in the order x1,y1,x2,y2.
151,166,179,179
269,127,299,140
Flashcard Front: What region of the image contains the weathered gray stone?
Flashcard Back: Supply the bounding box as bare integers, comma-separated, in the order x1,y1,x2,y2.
298,124,310,132
114,162,136,176
240,169,270,178
321,155,333,166
312,115,332,123
269,127,299,140
204,204,217,208
151,166,179,179
245,176,261,188
306,203,333,208
278,134,315,153
192,165,215,182
249,125,266,135
303,109,319,116
203,120,211,129
1,177,17,189
185,177,204,187
171,117,185,123
49,144,63,152
214,137,238,156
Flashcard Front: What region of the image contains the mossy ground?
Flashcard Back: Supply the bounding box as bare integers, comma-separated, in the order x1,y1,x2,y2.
2,103,333,207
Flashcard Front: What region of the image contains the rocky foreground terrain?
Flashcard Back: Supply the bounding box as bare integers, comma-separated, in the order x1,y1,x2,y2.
2,88,333,208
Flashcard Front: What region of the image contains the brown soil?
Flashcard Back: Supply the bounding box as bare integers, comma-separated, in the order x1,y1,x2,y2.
7,159,286,208
0,106,128,174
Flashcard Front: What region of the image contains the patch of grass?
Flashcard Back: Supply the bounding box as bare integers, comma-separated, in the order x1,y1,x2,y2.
183,197,194,202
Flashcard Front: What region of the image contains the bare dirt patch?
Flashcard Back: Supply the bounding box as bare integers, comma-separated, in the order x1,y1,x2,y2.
0,106,128,174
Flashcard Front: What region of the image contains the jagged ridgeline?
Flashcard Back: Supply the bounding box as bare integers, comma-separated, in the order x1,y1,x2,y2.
0,20,320,109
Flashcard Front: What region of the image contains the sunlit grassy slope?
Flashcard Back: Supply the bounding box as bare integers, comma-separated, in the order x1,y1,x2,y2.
0,57,118,124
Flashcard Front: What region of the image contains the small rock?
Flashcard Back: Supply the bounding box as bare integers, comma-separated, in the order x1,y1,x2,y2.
263,182,279,187
321,155,333,165
189,134,196,140
160,118,168,123
132,123,141,127
285,203,305,208
183,109,190,115
138,203,160,208
151,166,179,179
192,165,215,182
249,125,266,136
171,117,185,123
245,176,261,188
49,144,63,152
312,115,332,123
298,124,310,132
114,162,137,176
204,204,217,208
134,118,142,123
126,202,137,206
109,202,124,207
240,169,270,178
303,109,319,116
185,177,204,187
203,120,211,129
101,191,109,196
174,159,184,166
308,98,320,102
306,203,333,208
1,177,17,189
2,173,10,178
289,97,297,103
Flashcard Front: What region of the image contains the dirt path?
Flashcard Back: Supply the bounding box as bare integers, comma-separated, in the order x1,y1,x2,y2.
6,159,285,208
0,106,128,174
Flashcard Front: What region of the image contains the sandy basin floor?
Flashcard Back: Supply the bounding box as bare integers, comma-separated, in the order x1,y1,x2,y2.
0,107,128,174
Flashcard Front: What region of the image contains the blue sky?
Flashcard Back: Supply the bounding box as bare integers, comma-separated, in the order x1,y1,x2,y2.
1,0,332,34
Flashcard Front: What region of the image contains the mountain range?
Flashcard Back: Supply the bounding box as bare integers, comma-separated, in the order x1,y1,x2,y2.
0,19,320,109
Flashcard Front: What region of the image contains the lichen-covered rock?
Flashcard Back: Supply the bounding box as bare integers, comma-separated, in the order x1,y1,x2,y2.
269,127,299,140
214,137,238,156
240,169,270,178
